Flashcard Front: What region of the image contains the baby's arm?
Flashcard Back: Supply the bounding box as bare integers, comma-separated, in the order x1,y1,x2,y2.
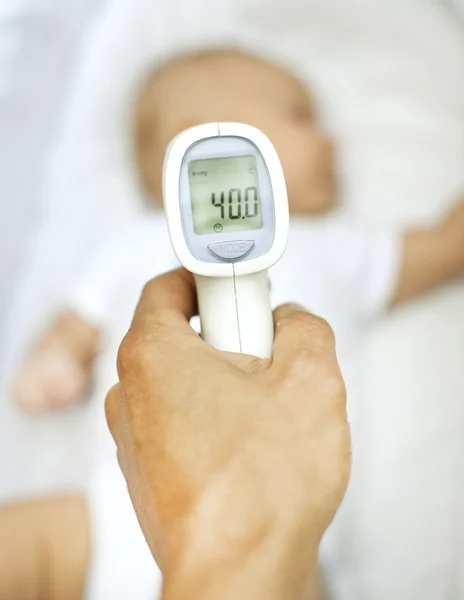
393,197,464,305
0,494,90,600
14,311,100,413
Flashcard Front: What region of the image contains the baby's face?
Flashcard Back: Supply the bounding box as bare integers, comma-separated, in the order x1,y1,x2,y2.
136,51,335,214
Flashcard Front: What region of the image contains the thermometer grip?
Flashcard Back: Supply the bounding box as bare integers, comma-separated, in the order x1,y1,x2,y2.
194,271,273,358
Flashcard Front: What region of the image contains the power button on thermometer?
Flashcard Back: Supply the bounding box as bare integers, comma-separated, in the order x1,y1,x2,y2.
163,122,289,358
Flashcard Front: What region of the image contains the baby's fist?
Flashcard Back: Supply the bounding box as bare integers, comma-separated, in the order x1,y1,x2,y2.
13,350,90,413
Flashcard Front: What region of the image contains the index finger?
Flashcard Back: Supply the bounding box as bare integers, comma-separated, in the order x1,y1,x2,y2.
131,268,198,331
117,269,201,381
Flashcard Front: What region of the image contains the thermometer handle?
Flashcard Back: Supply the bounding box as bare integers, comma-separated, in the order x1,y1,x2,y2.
194,271,273,358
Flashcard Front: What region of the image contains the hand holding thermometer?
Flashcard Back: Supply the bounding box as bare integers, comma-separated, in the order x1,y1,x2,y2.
163,123,289,358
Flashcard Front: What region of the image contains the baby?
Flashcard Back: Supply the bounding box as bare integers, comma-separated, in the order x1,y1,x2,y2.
14,49,464,412
6,49,464,600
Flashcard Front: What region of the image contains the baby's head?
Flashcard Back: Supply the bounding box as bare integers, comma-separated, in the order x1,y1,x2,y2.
135,49,335,215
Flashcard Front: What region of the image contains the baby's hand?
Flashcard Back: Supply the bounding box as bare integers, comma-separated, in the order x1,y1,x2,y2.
13,349,91,413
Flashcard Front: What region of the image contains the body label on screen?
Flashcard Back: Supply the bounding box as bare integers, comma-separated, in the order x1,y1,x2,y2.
188,155,264,235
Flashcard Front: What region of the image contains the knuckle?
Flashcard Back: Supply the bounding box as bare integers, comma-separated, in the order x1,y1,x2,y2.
282,352,346,406
319,360,346,399
139,277,157,302
116,331,138,379
116,328,151,379
306,314,335,346
117,317,170,381
104,384,121,433
279,311,311,330
280,312,335,347
316,359,347,406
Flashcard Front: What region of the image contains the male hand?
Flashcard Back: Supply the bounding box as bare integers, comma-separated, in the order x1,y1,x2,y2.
106,268,350,600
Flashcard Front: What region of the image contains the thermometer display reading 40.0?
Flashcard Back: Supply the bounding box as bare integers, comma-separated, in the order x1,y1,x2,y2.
164,122,289,358
188,155,264,235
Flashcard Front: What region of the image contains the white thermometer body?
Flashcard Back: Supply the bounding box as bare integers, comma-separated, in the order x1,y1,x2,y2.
163,122,289,358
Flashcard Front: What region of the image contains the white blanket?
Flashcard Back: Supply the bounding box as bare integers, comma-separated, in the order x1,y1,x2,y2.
2,1,464,598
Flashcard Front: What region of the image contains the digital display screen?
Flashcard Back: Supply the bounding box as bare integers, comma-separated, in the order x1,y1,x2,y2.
188,155,263,235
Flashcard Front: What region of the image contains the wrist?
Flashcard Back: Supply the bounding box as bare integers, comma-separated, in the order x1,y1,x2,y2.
162,504,319,600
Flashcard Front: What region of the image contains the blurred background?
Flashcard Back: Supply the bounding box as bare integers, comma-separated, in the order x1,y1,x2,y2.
0,0,463,599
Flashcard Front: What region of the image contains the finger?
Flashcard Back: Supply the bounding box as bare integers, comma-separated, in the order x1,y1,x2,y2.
272,303,336,364
117,270,209,384
131,268,197,331
105,383,123,444
119,269,201,380
106,385,138,512
105,383,136,481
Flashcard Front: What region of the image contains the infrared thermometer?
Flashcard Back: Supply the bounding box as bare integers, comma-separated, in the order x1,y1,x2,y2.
163,122,289,358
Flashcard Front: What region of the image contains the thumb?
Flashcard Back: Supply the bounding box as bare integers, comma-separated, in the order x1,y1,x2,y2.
273,302,309,325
